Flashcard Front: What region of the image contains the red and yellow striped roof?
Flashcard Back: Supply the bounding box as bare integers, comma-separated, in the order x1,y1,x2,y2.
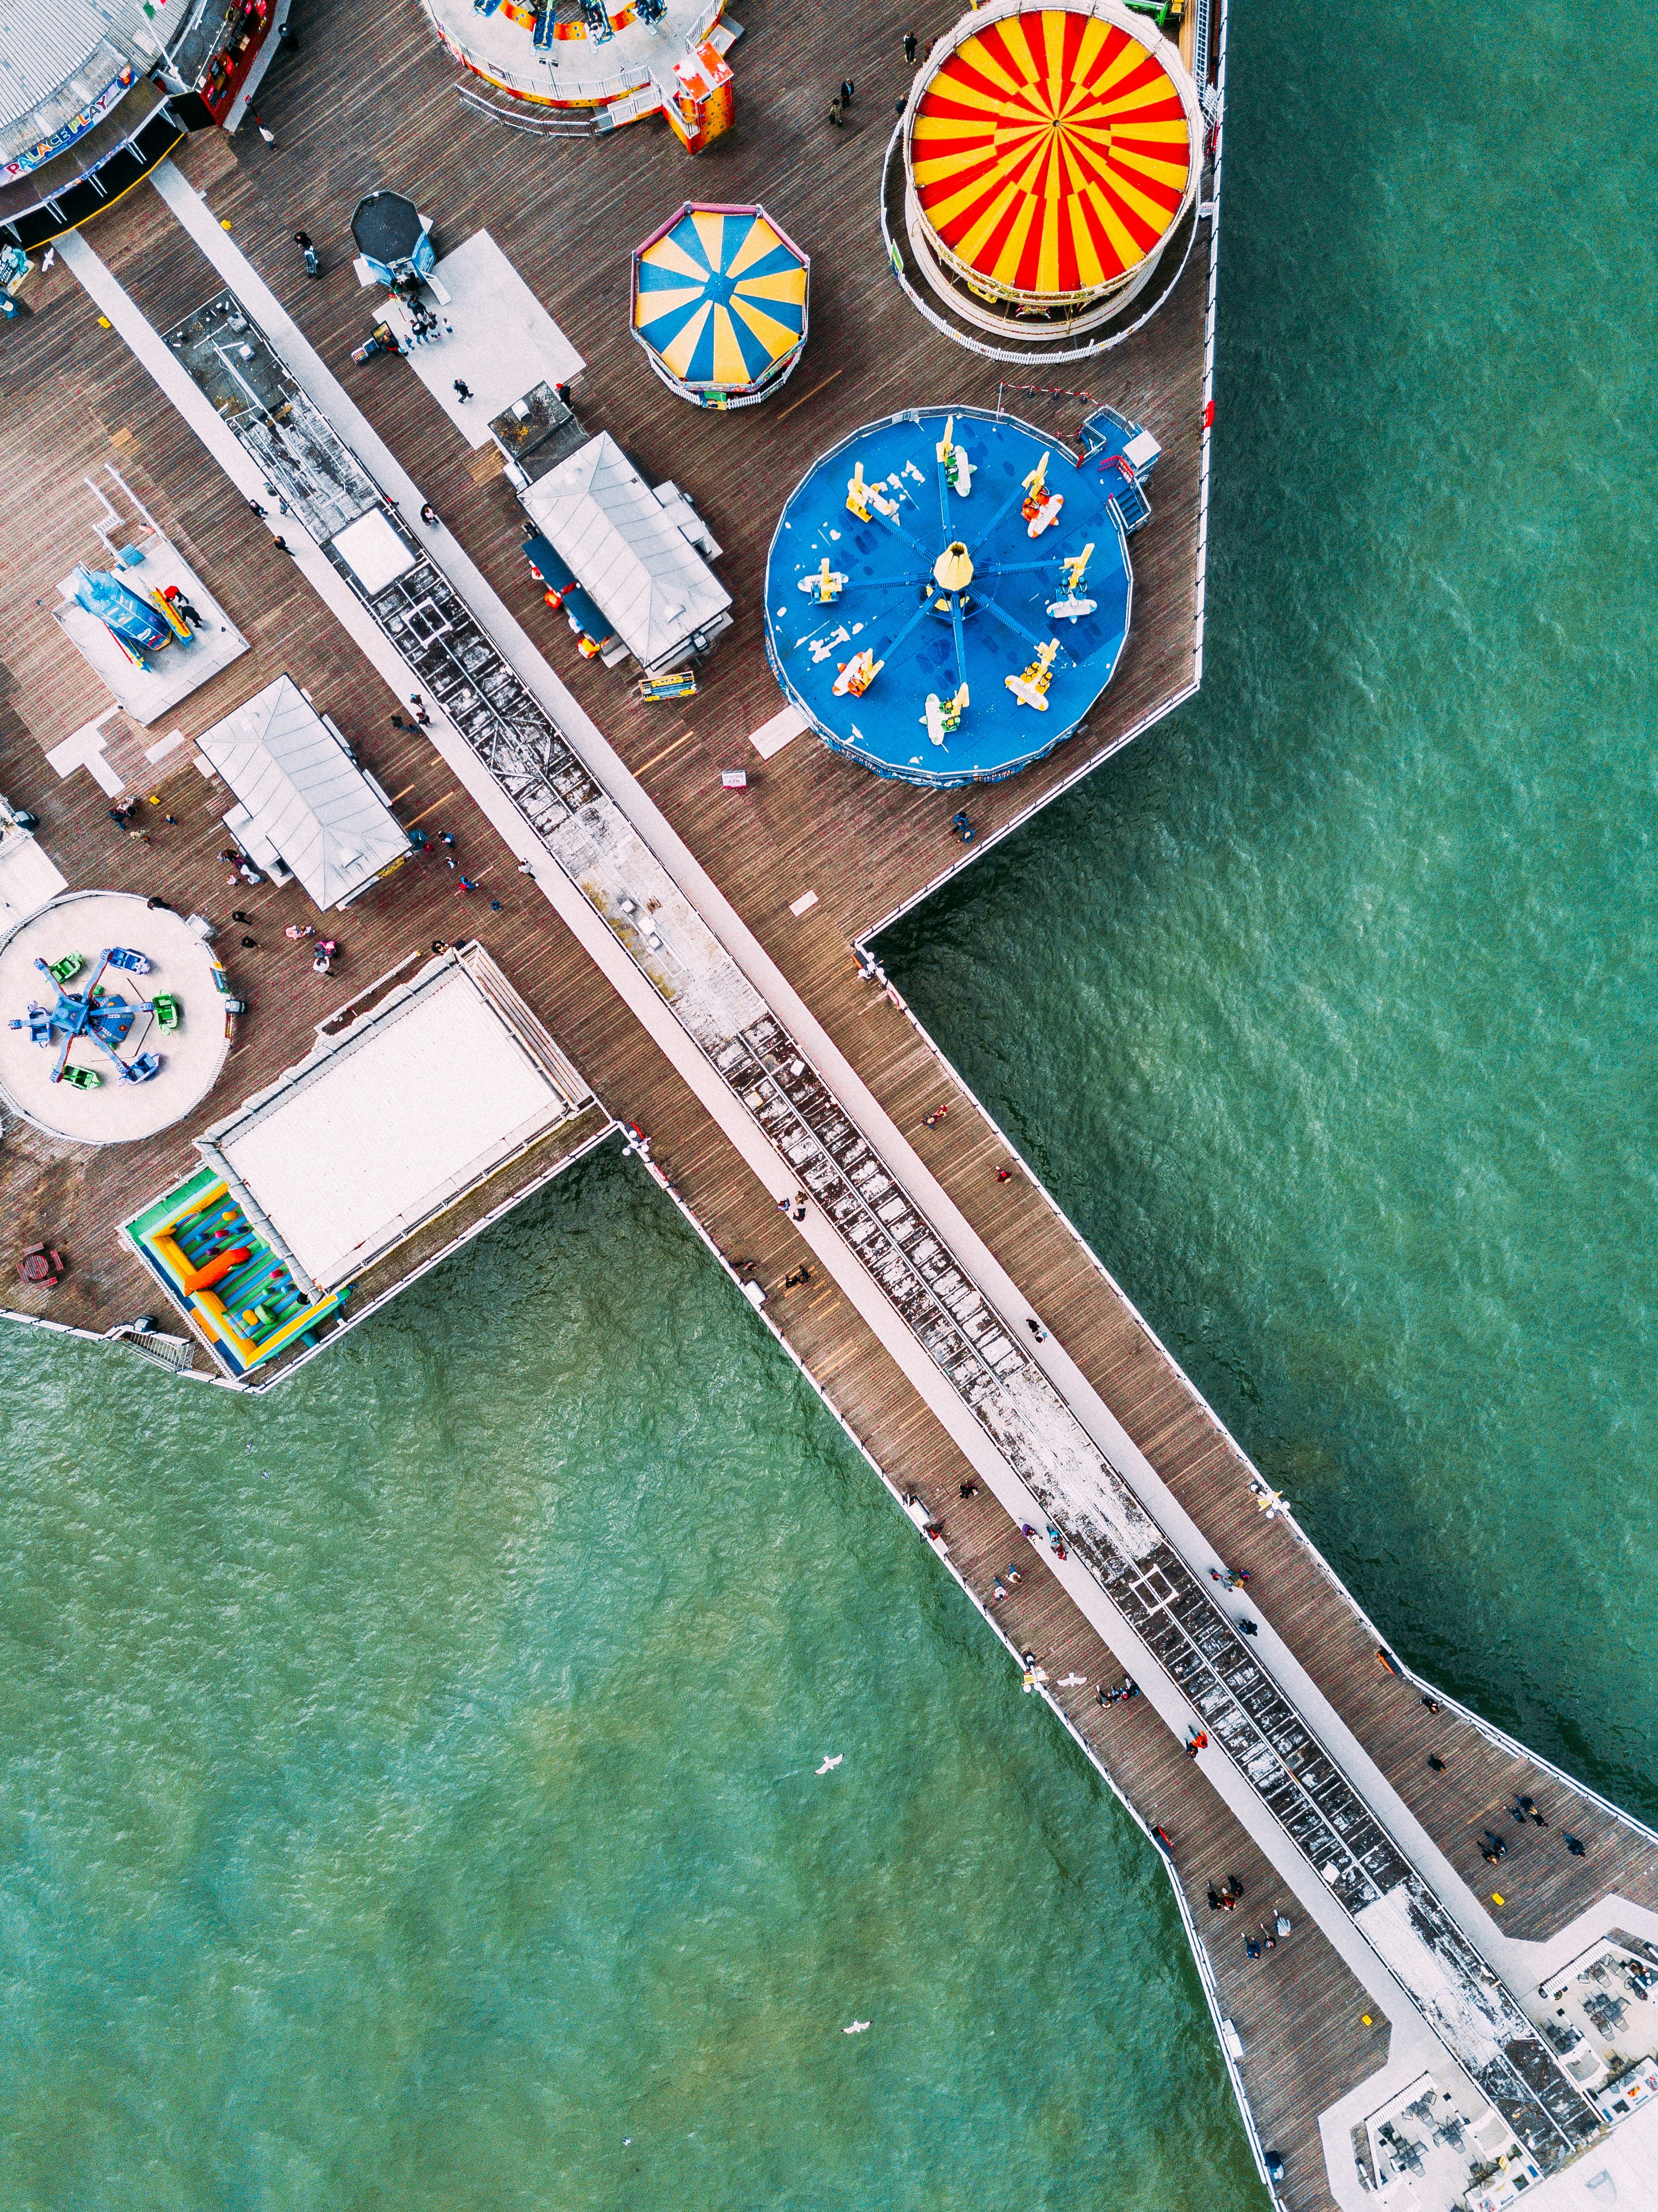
911,7,1192,299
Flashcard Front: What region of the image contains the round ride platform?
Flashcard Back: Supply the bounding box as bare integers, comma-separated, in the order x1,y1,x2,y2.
422,0,721,110
0,892,231,1144
899,0,1200,347
764,408,1133,789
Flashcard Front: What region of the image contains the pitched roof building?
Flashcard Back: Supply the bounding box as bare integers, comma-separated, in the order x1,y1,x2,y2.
196,675,410,910
518,432,731,674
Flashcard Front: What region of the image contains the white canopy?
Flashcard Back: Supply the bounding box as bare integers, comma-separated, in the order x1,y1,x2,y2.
196,675,408,911
519,433,730,672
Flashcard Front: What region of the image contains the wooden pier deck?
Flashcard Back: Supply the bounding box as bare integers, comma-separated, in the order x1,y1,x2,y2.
3,0,1657,2197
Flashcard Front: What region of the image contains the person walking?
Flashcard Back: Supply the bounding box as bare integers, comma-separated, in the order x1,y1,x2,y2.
453,378,473,403
420,503,440,527
903,28,917,62
840,78,856,104
248,498,267,518
272,535,294,554
294,231,320,276
827,94,845,127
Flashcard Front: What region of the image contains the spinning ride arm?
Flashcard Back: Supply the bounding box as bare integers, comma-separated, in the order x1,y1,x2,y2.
980,554,1076,578
968,474,1040,560
979,591,1075,661
862,498,934,565
872,596,938,668
787,570,925,655
951,596,970,693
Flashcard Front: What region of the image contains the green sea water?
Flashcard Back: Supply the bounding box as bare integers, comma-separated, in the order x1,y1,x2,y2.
3,1,1655,2204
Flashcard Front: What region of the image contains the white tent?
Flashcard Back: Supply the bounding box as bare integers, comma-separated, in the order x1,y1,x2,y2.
519,433,731,672
197,675,409,910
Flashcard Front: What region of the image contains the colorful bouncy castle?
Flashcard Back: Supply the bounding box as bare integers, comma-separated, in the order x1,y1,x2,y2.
124,1166,345,1380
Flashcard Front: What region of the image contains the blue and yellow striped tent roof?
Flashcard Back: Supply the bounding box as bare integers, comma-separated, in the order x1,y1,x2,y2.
632,203,808,392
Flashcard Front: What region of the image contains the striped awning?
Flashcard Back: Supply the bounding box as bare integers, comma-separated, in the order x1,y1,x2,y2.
910,6,1193,300
632,204,808,392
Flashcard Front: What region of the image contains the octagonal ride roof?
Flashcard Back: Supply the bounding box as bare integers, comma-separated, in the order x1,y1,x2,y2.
632,203,808,394
764,408,1133,789
909,2,1194,301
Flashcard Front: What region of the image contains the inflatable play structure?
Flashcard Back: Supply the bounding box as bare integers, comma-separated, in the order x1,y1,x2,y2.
125,1166,345,1380
69,563,196,671
764,402,1160,788
631,203,808,409
898,0,1201,347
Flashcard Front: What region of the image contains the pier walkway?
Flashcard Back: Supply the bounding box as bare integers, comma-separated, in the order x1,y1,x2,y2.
4,8,1658,2195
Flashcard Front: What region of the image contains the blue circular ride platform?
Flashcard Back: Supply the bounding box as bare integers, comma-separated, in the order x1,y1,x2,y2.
764,407,1132,788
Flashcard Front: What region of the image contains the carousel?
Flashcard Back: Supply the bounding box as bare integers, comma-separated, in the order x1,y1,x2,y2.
631,203,808,408
896,0,1201,351
764,407,1140,790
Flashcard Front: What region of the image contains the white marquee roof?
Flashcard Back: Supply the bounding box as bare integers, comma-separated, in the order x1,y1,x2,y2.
519,432,730,672
196,675,409,912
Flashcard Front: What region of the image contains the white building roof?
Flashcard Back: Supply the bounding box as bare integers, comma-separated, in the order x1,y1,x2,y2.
196,675,410,912
519,433,730,672
204,952,585,1289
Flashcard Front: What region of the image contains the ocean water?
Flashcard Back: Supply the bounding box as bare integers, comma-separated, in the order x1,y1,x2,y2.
4,0,1655,2204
